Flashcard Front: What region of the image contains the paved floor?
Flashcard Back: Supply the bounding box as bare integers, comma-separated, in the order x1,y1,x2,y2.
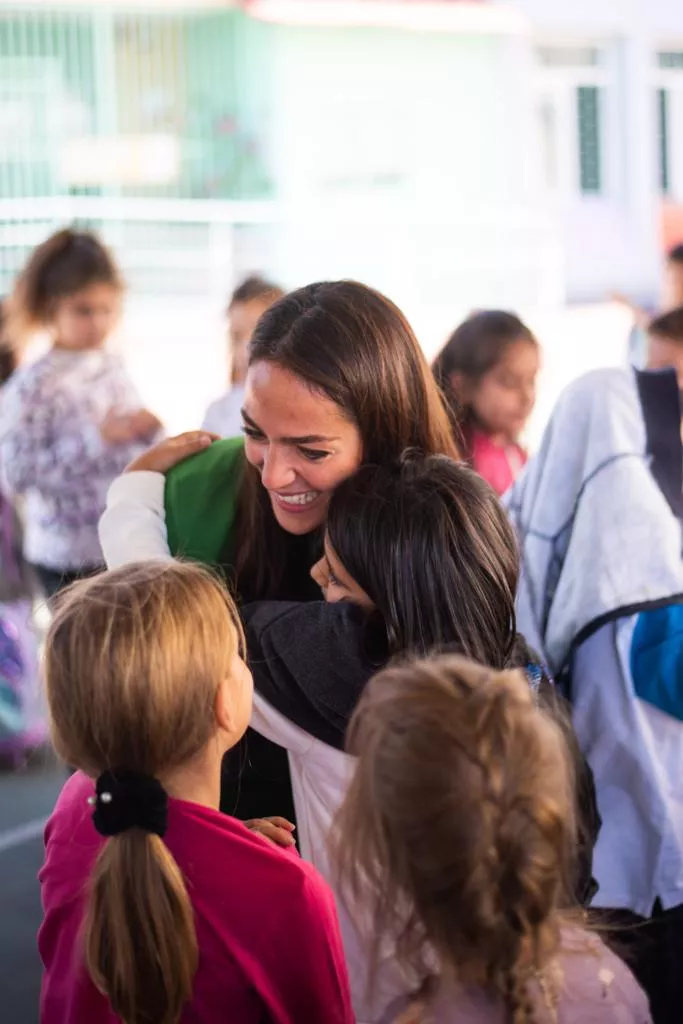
0,756,66,1024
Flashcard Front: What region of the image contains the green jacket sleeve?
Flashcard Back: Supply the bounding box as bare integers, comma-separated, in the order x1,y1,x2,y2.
164,436,245,565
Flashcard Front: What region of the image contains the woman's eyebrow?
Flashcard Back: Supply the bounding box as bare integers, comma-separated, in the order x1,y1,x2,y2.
241,410,339,445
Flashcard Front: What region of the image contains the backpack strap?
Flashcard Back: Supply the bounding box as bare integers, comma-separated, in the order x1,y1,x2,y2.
635,367,683,520
557,594,683,703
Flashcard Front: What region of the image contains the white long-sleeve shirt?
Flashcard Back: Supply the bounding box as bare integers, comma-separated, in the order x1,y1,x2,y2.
0,348,160,571
201,385,245,438
99,470,170,568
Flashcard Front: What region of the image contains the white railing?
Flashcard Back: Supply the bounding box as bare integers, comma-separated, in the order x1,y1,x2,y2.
0,192,566,316
0,192,566,434
0,195,279,309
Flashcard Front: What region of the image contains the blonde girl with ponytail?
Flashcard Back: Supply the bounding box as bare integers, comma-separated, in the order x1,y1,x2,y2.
333,655,651,1024
38,559,353,1024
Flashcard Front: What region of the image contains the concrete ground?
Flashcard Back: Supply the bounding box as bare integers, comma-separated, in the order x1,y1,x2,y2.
0,755,66,1024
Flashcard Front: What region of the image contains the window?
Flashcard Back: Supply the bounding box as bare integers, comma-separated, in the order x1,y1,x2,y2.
534,43,611,201
655,50,683,201
658,51,683,70
538,98,558,190
577,85,601,194
658,87,670,195
537,46,601,68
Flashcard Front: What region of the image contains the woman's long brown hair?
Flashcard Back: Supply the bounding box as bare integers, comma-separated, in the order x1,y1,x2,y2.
44,560,244,1024
333,655,577,1023
235,280,459,600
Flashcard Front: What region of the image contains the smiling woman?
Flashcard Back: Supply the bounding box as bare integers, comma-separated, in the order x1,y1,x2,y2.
103,280,457,596
99,279,457,819
240,362,362,536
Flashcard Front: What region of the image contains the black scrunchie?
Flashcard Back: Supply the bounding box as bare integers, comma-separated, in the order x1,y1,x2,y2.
91,769,168,839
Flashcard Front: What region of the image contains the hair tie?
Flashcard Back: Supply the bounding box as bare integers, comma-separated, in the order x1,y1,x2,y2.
88,769,168,839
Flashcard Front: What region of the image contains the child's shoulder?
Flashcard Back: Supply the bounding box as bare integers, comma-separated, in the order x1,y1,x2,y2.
46,774,325,903
2,351,54,393
170,800,329,913
552,926,651,1020
165,438,245,561
167,436,245,483
45,771,97,840
40,774,103,900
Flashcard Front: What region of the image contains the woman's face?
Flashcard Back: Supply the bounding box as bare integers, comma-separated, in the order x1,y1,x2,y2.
242,361,363,534
311,536,374,611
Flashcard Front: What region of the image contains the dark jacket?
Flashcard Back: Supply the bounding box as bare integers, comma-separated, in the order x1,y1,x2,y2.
225,599,600,907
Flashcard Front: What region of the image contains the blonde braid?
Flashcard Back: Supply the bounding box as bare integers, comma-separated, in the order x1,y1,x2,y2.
333,655,577,1022
503,962,536,1024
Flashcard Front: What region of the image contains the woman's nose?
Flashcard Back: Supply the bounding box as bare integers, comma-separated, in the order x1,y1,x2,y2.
260,446,296,491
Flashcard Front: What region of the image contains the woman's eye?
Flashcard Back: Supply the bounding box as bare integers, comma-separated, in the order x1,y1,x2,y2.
299,447,330,462
242,426,265,441
328,571,344,588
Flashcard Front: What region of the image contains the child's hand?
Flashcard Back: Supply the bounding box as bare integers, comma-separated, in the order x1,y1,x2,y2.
125,431,218,473
243,816,296,848
127,408,163,440
99,409,139,445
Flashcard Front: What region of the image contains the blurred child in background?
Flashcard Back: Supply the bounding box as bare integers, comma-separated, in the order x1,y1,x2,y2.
0,301,45,764
614,244,683,367
0,229,163,597
202,275,284,438
334,655,649,1024
432,311,539,495
646,306,683,392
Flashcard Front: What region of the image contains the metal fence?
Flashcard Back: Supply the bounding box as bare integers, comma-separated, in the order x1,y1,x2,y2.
0,5,272,202
0,4,565,312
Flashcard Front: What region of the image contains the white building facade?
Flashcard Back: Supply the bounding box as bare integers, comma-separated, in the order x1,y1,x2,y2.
0,0,682,322
508,0,683,304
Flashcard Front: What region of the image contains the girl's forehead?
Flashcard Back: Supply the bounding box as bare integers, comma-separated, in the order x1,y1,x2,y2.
497,339,540,371
62,282,119,305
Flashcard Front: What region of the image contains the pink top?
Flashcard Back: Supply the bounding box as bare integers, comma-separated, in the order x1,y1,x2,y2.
39,772,354,1024
470,429,527,497
380,929,651,1023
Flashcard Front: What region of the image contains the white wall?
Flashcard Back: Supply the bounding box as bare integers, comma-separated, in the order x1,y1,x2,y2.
260,19,562,342
505,0,683,302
